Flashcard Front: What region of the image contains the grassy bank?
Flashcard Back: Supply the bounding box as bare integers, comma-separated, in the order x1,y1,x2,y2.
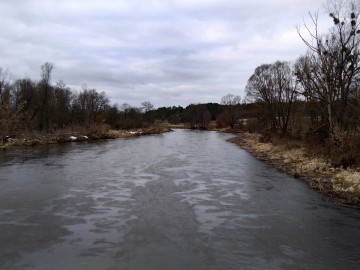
229,133,360,209
0,125,171,150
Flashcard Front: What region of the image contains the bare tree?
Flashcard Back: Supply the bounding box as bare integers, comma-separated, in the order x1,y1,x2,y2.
141,101,154,112
106,103,120,128
219,94,241,129
76,86,110,126
12,78,38,130
119,103,143,129
0,67,10,107
53,80,73,128
141,101,154,127
39,62,54,131
246,61,298,135
0,67,11,133
296,0,360,141
121,103,132,120
185,104,211,129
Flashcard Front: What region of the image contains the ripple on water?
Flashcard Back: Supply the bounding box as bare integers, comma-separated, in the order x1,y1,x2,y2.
1,130,360,270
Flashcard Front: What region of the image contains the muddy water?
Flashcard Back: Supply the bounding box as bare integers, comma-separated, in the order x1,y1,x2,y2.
1,129,360,270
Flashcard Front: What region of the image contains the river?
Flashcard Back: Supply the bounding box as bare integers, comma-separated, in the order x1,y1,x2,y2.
0,129,360,270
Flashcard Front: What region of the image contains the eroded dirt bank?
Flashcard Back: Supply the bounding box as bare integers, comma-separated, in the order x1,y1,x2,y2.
228,133,360,209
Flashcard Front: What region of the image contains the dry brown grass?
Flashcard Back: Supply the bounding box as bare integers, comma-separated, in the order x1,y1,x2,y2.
1,124,171,148
238,132,360,197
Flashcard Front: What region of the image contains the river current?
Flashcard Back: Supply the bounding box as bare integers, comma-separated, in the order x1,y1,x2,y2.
0,129,360,270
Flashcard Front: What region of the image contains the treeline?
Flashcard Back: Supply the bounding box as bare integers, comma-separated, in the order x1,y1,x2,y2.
0,63,158,133
243,0,360,168
245,0,360,143
154,0,360,143
0,63,110,133
147,94,243,130
0,62,243,134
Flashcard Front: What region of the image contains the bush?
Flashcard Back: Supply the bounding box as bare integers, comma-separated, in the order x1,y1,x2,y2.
304,132,360,169
259,129,273,143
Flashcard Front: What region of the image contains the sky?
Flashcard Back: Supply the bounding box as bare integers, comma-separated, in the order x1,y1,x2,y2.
0,0,332,108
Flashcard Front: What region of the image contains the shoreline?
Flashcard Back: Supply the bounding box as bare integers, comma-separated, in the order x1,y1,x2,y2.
3,126,360,209
228,133,360,209
0,126,171,150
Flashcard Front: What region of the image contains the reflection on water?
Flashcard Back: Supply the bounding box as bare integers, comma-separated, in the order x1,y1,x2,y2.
1,129,360,270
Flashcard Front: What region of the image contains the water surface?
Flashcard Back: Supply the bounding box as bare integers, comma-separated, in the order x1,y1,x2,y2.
1,129,360,269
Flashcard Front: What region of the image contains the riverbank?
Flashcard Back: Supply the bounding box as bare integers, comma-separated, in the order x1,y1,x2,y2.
228,132,360,209
0,125,171,150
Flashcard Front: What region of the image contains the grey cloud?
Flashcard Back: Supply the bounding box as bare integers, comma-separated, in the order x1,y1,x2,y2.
0,0,330,107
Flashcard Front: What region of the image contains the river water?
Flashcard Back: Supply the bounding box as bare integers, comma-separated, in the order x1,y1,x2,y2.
0,129,360,270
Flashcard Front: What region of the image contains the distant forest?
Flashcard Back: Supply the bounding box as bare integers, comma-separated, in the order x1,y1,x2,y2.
1,0,360,148
0,62,244,132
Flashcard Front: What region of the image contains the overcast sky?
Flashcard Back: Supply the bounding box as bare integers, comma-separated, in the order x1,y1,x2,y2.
0,0,332,108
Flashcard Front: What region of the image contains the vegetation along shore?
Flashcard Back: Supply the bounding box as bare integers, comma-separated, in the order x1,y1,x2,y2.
228,133,360,209
0,124,171,150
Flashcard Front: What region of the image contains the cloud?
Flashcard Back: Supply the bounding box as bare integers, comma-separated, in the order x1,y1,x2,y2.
0,0,331,107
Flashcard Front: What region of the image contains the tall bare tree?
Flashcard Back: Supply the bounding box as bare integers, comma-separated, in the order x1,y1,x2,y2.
141,101,154,112
0,67,10,107
141,101,155,127
53,80,73,128
12,78,38,130
76,86,109,126
219,94,241,129
296,0,360,141
246,61,298,135
39,62,54,131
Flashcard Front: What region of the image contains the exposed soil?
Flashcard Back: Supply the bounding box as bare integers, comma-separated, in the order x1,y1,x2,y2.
228,133,360,209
